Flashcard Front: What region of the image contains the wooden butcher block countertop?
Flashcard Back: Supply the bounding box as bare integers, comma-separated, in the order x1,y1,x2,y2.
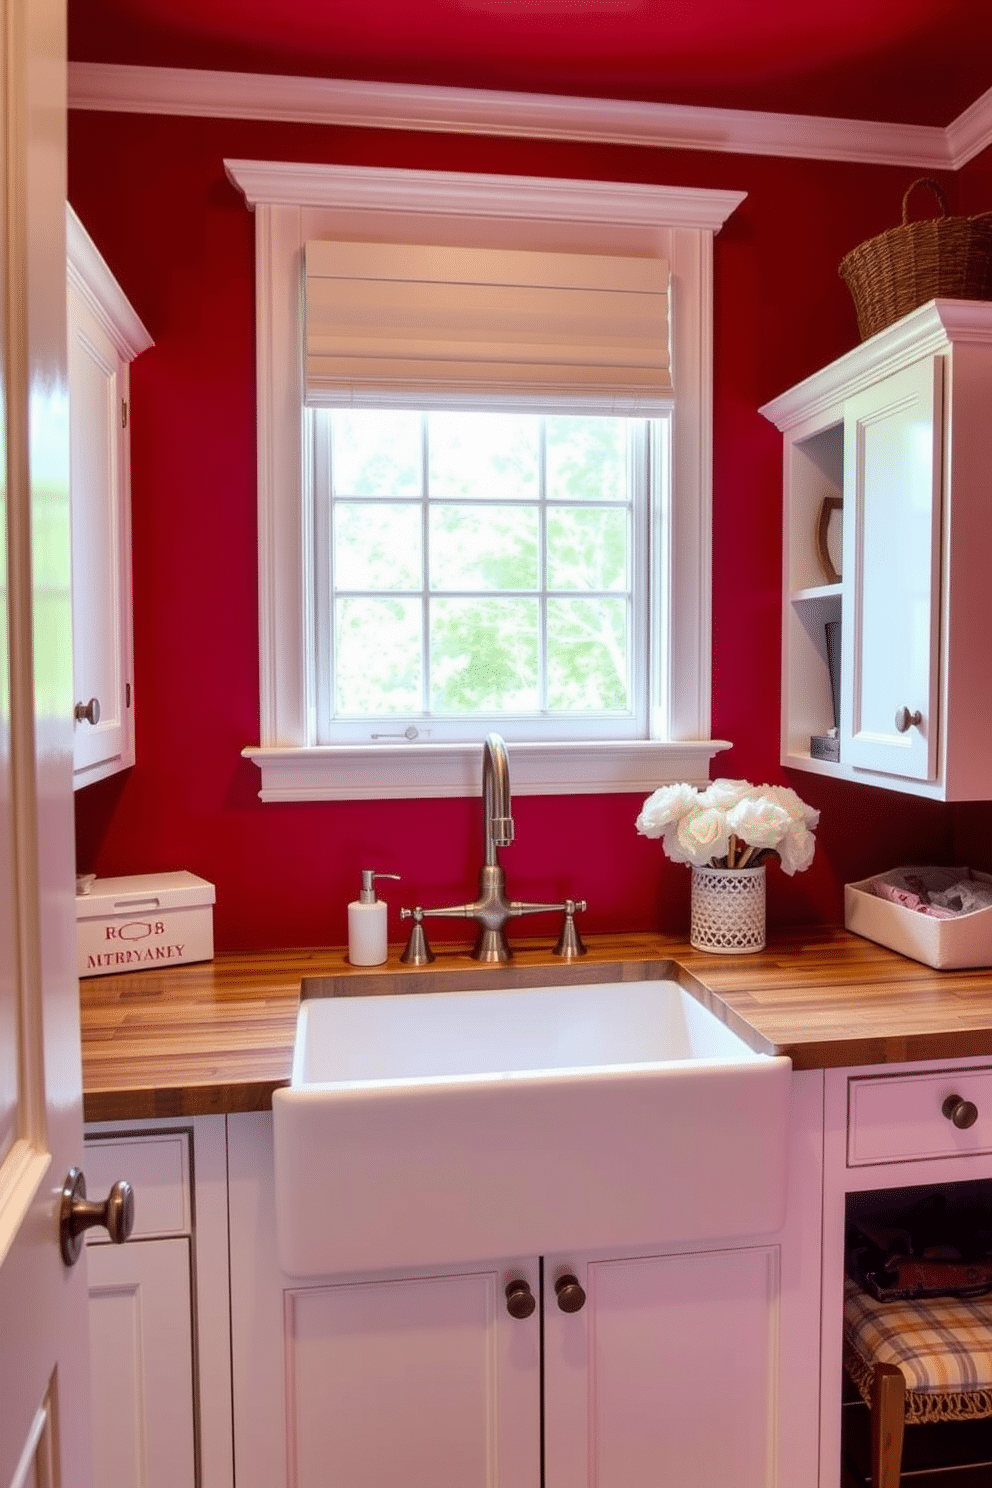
79,927,992,1122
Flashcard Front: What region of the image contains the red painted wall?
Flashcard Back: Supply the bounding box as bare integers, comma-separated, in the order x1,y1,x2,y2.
69,112,965,950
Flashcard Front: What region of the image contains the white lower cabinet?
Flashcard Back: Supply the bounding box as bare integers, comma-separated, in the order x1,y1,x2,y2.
543,1244,780,1488
819,1055,992,1487
86,1236,196,1487
83,1116,234,1488
228,1079,823,1488
284,1258,540,1487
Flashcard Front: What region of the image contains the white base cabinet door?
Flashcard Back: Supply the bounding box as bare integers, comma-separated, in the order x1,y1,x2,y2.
83,1116,234,1488
544,1245,780,1488
285,1264,540,1487
87,1236,196,1488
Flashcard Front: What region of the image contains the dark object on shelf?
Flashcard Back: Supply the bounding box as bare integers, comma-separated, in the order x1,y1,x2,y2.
825,619,841,729
839,178,992,342
811,733,840,762
816,495,842,583
848,1192,992,1303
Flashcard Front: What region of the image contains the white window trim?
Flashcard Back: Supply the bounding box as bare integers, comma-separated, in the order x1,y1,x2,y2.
225,160,742,800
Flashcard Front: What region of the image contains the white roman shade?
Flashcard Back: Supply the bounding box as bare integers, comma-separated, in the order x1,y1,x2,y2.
303,240,672,414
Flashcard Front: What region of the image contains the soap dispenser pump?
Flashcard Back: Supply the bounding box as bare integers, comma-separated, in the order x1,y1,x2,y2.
348,870,399,966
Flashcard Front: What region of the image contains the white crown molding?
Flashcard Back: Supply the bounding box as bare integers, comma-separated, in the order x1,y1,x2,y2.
66,202,153,360
68,60,957,169
224,158,746,230
945,84,992,169
759,298,992,432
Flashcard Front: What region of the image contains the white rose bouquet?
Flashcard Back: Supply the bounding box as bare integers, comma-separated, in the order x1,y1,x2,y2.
636,778,819,875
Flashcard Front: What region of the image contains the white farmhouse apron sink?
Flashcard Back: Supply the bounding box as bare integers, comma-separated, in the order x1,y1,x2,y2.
272,975,792,1276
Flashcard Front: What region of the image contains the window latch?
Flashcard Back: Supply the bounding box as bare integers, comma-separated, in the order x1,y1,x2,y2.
370,725,423,741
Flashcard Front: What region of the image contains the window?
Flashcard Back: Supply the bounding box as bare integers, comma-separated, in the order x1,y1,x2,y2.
314,408,659,745
224,160,744,799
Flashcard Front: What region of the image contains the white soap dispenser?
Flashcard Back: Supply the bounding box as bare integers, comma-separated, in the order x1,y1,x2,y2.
348,870,399,966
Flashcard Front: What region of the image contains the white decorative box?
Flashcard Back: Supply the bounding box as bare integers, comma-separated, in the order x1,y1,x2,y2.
77,871,216,978
844,866,992,970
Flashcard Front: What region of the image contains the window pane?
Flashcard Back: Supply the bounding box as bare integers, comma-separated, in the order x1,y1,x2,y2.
333,410,422,496
429,598,538,711
546,507,629,591
546,416,628,502
335,597,422,713
334,502,422,590
547,597,629,711
429,505,539,591
429,412,538,500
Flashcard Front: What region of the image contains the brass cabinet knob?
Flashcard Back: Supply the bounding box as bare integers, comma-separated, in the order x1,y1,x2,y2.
504,1279,536,1319
554,1273,587,1313
941,1094,979,1130
59,1166,134,1267
74,697,101,726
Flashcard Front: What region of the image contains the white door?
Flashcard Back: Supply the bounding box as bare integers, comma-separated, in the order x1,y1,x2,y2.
0,3,96,1487
840,355,943,781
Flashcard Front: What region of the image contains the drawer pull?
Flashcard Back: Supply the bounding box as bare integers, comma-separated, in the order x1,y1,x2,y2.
941,1094,979,1129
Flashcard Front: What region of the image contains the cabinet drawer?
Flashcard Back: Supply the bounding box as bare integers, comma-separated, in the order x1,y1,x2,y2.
83,1129,191,1240
847,1068,992,1166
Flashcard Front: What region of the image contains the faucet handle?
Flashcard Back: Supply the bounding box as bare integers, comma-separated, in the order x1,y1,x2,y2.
554,899,588,959
399,907,436,965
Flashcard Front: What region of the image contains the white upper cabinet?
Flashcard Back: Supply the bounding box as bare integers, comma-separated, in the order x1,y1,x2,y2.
67,205,152,789
841,354,943,781
762,299,992,800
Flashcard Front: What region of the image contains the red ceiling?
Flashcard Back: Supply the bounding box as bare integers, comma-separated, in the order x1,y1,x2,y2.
68,0,992,129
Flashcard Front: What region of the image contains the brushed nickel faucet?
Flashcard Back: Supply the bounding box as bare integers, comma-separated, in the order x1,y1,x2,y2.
400,733,586,964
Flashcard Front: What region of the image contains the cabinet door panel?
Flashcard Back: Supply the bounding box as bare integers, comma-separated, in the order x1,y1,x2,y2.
68,283,132,783
86,1236,196,1488
544,1246,780,1488
841,356,942,780
285,1265,539,1488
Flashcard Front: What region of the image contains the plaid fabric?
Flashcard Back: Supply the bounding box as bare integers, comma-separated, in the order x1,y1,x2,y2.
845,1274,992,1399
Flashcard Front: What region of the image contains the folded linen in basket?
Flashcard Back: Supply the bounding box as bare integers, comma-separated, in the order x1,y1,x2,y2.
931,880,992,914
871,880,956,918
870,867,992,918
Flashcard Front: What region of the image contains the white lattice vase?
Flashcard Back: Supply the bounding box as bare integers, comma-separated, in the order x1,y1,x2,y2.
689,864,766,954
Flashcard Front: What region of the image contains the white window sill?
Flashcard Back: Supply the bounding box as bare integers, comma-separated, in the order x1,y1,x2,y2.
242,738,732,801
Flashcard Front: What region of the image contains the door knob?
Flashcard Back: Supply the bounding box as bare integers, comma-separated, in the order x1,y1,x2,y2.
554,1273,587,1313
505,1279,536,1319
941,1094,979,1130
59,1166,134,1267
74,697,101,726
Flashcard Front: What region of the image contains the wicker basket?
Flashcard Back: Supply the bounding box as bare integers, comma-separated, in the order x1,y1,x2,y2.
689,864,766,954
839,178,992,342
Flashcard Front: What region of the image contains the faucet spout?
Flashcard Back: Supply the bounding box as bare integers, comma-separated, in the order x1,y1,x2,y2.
482,732,514,868
400,732,586,963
